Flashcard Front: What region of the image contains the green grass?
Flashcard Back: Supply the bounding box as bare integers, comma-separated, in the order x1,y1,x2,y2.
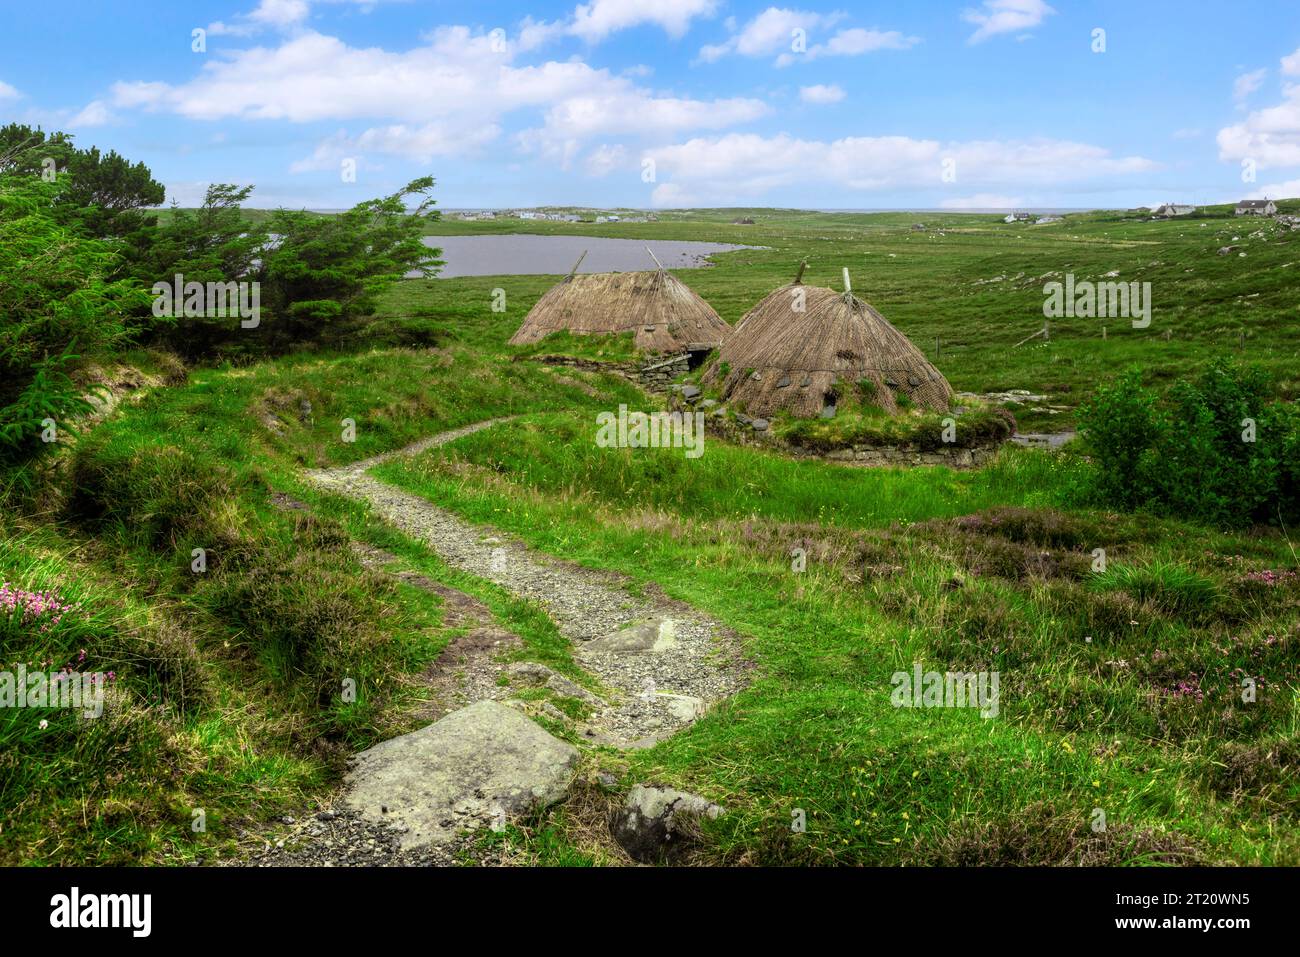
0,344,642,864
372,416,1300,864
374,410,1070,526
5,204,1299,866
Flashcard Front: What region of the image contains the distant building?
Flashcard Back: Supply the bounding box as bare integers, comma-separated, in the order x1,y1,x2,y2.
1151,203,1196,218
1035,215,1063,224
1004,211,1032,223
732,216,756,225
1235,198,1277,216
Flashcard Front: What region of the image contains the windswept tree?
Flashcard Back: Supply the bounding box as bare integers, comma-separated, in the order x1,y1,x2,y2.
0,168,151,462
259,176,443,348
0,124,164,243
138,184,268,357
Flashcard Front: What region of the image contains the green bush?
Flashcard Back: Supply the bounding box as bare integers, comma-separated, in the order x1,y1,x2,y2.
1078,360,1297,526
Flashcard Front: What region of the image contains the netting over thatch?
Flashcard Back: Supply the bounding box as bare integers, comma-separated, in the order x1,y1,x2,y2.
508,270,731,355
703,282,952,417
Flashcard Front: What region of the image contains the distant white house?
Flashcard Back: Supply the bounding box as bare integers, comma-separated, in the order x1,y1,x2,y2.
1151,203,1196,218
519,211,542,220
1035,215,1063,224
1235,198,1277,216
1004,211,1032,223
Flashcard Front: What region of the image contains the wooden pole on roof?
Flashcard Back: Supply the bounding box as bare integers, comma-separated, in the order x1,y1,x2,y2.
793,260,807,284
565,249,587,280
645,247,665,271
842,267,852,297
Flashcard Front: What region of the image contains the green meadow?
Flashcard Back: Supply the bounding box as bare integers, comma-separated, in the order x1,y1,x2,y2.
3,207,1298,865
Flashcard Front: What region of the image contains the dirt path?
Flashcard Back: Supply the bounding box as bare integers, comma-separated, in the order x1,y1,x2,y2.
305,418,747,748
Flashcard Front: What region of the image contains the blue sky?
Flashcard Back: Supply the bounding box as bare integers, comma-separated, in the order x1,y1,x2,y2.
3,0,1300,209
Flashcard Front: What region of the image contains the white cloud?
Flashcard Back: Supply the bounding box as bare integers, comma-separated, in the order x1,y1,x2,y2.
650,182,698,207
797,27,921,63
0,80,19,100
1234,68,1266,103
248,0,310,27
1282,45,1300,76
570,0,718,43
67,100,113,127
941,193,1023,209
584,143,629,175
517,17,567,52
962,0,1055,45
1245,177,1300,200
1217,83,1300,168
209,0,389,36
536,92,766,139
642,132,1155,203
106,27,768,171
290,122,501,171
698,7,845,62
800,84,845,104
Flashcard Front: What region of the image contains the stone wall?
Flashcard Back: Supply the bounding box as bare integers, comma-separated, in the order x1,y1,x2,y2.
816,445,998,468
519,352,689,393
703,410,1001,469
638,354,690,391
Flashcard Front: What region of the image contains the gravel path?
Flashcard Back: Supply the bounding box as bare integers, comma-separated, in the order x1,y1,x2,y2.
305,418,747,748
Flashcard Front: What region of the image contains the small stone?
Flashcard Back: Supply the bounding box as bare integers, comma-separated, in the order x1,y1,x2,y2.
750,418,769,431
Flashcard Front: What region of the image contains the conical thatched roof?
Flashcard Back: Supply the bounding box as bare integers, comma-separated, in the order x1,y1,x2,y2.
508,257,730,355
703,273,952,417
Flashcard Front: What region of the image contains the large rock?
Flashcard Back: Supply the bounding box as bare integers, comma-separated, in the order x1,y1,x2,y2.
611,785,724,863
343,700,578,849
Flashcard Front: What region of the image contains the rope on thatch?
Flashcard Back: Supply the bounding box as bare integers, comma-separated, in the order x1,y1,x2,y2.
645,247,665,271
564,249,588,281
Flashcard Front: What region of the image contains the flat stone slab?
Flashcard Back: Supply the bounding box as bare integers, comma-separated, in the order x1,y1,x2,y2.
584,617,678,654
343,700,579,849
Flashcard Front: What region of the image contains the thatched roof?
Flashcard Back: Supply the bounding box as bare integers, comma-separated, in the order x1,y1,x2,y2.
703,273,952,417
508,258,730,354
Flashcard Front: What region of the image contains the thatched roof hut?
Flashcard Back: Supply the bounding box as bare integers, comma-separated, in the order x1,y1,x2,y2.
704,267,951,417
508,250,730,355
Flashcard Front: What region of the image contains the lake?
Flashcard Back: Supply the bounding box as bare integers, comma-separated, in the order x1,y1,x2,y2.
417,235,762,278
